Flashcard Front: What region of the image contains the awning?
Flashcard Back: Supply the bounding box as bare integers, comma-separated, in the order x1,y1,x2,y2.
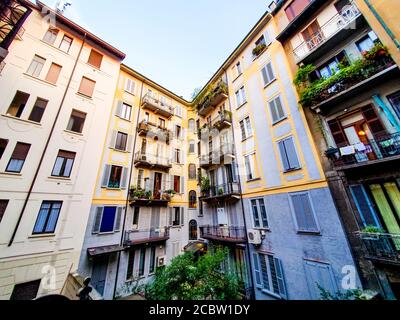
87,244,124,257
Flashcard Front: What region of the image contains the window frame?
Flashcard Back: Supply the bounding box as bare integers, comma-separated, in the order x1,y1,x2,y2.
288,191,320,234
67,109,86,134
251,198,269,229
51,150,76,178
78,76,96,98
28,98,48,123
26,55,46,78
87,49,103,69
59,34,73,53
268,95,287,125
189,190,197,209
43,28,59,45
261,62,276,86
277,136,301,173
32,201,62,235
6,142,31,173
115,131,128,151
239,116,253,141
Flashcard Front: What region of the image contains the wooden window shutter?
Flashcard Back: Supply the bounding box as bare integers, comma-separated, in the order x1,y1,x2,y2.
101,165,111,188
45,63,62,84
88,49,103,69
78,77,96,97
278,140,290,172
252,253,262,288
12,143,31,160
361,105,387,139
274,257,288,299
92,207,103,233
327,119,348,147
180,176,185,194
120,167,128,189
269,100,279,123
259,254,271,291
114,207,122,232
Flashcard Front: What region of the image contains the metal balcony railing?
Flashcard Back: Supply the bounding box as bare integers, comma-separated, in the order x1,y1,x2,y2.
141,93,174,117
197,81,228,117
137,120,171,143
130,177,175,202
293,2,361,62
200,143,235,166
200,225,246,243
124,227,170,246
327,132,400,167
134,152,172,168
358,232,400,263
201,182,240,198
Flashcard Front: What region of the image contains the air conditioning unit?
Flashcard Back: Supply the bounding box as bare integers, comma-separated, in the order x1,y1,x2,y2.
157,256,166,267
248,229,262,245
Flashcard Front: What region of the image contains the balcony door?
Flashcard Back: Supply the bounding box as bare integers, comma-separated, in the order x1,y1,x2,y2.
141,139,147,158
302,20,322,50
150,207,161,238
153,172,162,200
91,256,109,296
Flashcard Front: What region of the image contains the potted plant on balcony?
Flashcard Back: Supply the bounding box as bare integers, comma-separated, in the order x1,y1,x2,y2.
130,186,146,200
200,177,210,197
162,190,176,201
218,188,224,196
252,43,267,58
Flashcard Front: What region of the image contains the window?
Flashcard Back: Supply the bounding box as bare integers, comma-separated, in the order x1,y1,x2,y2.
175,148,181,164
10,280,41,301
101,165,127,189
0,139,8,159
67,110,86,133
59,35,73,53
78,77,96,97
285,0,312,21
139,248,146,276
175,105,182,117
43,28,59,45
26,55,46,77
189,140,195,154
137,169,144,189
0,200,9,224
45,63,62,84
28,98,48,123
304,261,337,300
117,102,132,121
197,142,201,157
170,207,184,226
356,31,378,53
244,153,256,181
6,142,31,173
290,192,319,233
278,137,301,172
387,91,400,120
188,119,195,132
269,96,286,124
87,49,103,69
149,246,156,274
126,249,135,280
33,201,62,234
173,176,181,193
239,116,253,140
125,78,135,94
133,207,140,227
7,91,30,118
236,61,242,76
189,220,198,240
235,86,247,107
253,253,287,299
251,199,268,228
115,132,128,151
189,191,197,209
175,125,182,139
261,62,275,86
92,206,122,234
51,150,76,178
108,165,123,189
188,164,196,180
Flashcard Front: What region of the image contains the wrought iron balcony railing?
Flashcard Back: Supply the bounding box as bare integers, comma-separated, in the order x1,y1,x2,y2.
326,132,400,168
137,120,171,144
200,225,246,243
293,2,361,63
134,152,172,170
358,232,400,264
200,143,235,167
141,93,174,118
197,81,228,117
124,227,170,247
201,182,240,199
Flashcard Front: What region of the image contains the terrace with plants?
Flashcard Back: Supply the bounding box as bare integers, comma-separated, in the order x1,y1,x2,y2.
195,80,228,117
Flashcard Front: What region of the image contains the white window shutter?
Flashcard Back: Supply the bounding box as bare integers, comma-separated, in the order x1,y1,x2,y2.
114,207,123,232
126,135,133,152
180,176,185,194
92,207,103,234
101,165,111,188
252,253,262,288
120,167,128,189
169,207,173,226
180,207,184,226
274,257,288,300
116,101,123,117
110,130,117,148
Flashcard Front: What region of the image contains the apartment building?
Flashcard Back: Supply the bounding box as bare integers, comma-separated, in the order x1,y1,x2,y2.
0,1,125,299
273,0,400,299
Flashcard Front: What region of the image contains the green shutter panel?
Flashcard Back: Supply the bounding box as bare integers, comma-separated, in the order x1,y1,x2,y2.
114,207,123,232
274,257,288,300
120,167,128,189
252,253,262,288
92,207,103,234
101,165,111,188
349,185,381,227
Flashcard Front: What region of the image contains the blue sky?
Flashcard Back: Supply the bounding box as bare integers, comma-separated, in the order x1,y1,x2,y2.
41,0,270,100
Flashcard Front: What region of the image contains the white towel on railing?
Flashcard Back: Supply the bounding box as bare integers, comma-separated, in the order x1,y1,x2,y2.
340,145,356,156
354,143,367,152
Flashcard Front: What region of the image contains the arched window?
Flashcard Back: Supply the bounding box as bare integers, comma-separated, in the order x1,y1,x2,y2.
188,164,196,180
189,220,198,240
188,119,195,132
189,190,197,209
189,140,195,154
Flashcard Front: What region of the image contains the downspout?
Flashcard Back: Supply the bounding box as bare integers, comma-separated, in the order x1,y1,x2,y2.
223,69,256,300
112,79,145,299
363,0,400,50
8,32,87,246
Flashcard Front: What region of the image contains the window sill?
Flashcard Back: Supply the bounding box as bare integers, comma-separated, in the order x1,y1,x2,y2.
283,167,302,174
40,40,71,56
124,89,135,96
23,73,57,87
241,135,254,143
232,73,243,84
236,101,248,110
110,147,130,153
272,117,288,126
29,233,56,239
246,178,261,183
253,227,270,232
76,92,93,100
104,187,123,191
115,115,132,122
264,78,277,89
93,231,117,236
1,171,22,177
1,114,42,126
87,63,102,71
260,288,282,300
296,230,321,236
64,129,84,136
48,176,71,181
170,225,184,229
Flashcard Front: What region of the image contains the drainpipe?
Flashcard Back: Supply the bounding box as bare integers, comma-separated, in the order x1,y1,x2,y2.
223,69,256,300
8,32,87,246
112,79,145,299
363,0,400,50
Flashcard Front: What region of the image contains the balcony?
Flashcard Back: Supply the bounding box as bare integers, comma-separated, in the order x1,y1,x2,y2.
293,3,363,64
129,181,174,206
137,120,171,144
199,225,247,244
124,228,170,247
198,111,233,139
141,93,174,119
326,132,400,170
200,182,241,203
134,152,172,171
196,81,228,117
200,143,235,169
358,232,400,265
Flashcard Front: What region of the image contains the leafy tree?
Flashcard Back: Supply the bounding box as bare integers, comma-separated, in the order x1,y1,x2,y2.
145,248,241,300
